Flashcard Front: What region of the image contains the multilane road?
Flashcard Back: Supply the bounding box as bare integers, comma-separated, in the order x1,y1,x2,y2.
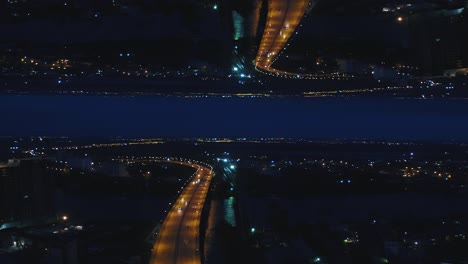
254,0,352,80
150,161,213,264
255,0,312,76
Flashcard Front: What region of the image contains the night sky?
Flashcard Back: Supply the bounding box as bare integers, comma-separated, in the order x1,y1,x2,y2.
1,95,468,140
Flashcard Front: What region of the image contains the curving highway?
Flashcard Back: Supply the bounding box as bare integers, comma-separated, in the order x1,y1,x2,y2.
255,0,313,77
253,0,352,80
150,161,213,264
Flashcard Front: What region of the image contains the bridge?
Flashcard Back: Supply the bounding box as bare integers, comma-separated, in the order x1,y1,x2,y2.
254,0,351,80
148,159,213,264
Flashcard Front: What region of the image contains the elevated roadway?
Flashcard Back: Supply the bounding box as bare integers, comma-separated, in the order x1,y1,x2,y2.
150,161,213,264
254,0,351,80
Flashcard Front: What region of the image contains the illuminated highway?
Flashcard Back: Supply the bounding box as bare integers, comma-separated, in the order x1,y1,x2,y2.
255,0,313,77
254,0,351,80
150,161,213,264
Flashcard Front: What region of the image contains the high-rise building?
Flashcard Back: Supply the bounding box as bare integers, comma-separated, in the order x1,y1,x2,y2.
0,159,55,228
408,7,467,75
463,2,468,67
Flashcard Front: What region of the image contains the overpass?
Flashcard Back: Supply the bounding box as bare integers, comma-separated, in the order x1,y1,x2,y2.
254,0,352,80
149,159,213,264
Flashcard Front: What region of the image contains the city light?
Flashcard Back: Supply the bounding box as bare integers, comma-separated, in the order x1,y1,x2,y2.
2,2,468,263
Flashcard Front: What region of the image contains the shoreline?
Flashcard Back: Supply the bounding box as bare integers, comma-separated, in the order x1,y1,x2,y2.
1,76,466,98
